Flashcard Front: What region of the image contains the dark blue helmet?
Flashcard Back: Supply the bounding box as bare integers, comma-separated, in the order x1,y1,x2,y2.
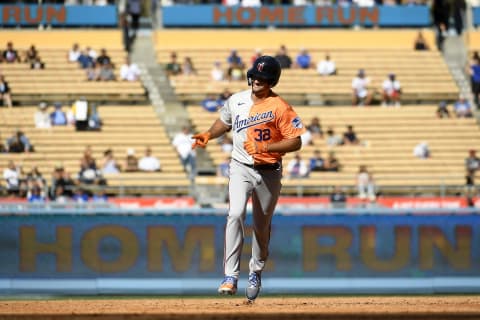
247,55,281,87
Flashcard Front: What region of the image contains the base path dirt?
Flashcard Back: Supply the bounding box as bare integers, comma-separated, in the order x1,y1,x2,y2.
0,296,480,320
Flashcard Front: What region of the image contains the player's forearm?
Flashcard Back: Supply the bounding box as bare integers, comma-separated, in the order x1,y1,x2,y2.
267,137,302,153
206,119,231,140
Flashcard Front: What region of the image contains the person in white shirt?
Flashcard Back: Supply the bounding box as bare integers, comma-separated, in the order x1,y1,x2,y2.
138,147,161,172
68,43,81,62
381,73,402,107
286,153,309,179
211,61,225,81
357,165,376,201
34,102,51,129
3,160,21,195
172,126,196,180
120,57,141,81
316,53,336,76
352,69,373,106
413,141,430,159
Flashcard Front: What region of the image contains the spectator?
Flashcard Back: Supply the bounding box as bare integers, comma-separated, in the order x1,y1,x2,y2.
3,160,22,196
452,0,466,36
227,49,243,68
414,31,430,51
201,94,221,112
454,95,473,118
326,127,343,147
413,141,430,159
286,153,309,178
325,151,340,172
211,61,225,81
309,149,325,172
3,42,20,63
72,188,89,203
306,116,323,139
81,146,97,170
88,103,102,131
96,48,112,66
71,97,89,131
78,159,102,185
68,43,81,62
165,52,182,77
127,0,141,41
26,166,46,189
217,156,231,178
24,45,38,63
250,48,262,66
0,75,13,107
352,69,373,106
30,56,45,70
300,130,313,147
120,57,141,81
316,53,336,76
465,149,480,186
357,165,376,201
27,185,45,203
92,189,108,203
436,101,451,118
101,149,121,174
432,0,450,51
227,62,245,81
274,45,292,69
77,49,95,69
343,125,360,145
6,130,33,153
218,88,233,106
381,73,401,107
34,102,51,129
124,148,139,172
50,102,68,126
96,62,115,81
138,146,161,172
50,165,75,200
330,186,347,209
172,126,196,180
468,56,480,108
182,56,197,76
295,48,312,69
86,46,97,60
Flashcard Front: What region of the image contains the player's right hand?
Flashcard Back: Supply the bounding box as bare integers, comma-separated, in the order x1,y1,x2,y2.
192,132,211,149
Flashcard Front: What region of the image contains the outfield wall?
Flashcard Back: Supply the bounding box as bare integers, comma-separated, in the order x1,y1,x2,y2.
1,207,479,295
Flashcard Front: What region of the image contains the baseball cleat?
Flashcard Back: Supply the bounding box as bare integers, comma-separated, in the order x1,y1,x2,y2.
218,276,238,295
245,272,261,301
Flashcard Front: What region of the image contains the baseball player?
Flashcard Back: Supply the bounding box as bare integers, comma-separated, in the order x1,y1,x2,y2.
192,55,306,301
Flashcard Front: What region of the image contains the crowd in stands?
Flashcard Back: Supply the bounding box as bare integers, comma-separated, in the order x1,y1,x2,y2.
68,43,140,81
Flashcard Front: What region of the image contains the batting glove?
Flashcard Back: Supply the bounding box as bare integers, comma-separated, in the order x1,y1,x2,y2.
244,140,269,155
192,132,211,149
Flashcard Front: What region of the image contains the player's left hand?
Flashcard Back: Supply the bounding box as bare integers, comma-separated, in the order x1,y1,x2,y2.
244,141,268,155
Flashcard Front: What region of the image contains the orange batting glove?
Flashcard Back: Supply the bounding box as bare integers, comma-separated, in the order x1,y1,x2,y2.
192,132,211,149
244,140,269,155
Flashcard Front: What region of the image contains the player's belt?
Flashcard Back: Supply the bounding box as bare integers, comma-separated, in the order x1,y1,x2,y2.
237,160,281,170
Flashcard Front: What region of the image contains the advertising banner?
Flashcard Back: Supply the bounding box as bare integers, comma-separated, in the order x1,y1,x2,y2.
162,5,431,28
0,5,117,27
1,212,479,279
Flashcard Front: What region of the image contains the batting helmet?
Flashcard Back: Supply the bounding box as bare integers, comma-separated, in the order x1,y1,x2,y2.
247,55,281,87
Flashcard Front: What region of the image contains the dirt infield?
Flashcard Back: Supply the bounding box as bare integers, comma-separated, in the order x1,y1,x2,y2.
0,296,480,320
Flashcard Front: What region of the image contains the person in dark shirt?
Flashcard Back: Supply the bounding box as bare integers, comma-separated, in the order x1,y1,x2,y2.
343,125,360,145
96,48,112,66
3,42,20,63
413,31,430,51
330,186,347,208
274,45,292,69
309,149,325,172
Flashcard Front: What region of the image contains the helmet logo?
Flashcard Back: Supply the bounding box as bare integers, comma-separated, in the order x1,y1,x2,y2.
257,62,265,72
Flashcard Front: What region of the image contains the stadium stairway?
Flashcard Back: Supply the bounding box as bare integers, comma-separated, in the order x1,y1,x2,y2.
129,33,216,184
443,33,473,109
